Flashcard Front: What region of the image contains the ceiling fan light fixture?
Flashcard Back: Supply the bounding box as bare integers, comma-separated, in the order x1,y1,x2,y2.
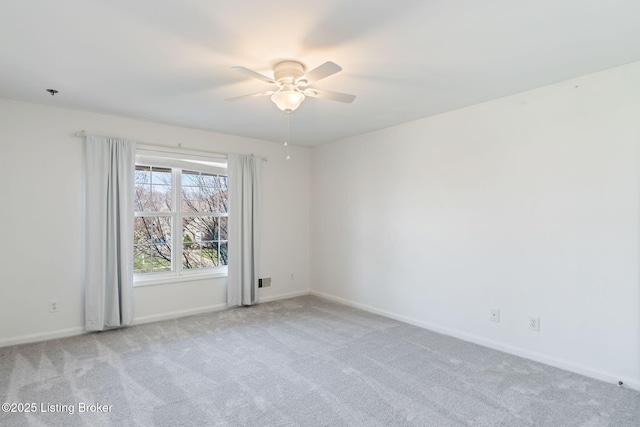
271,90,305,111
228,60,355,110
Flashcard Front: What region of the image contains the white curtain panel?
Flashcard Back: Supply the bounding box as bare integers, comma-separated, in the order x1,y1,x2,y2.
85,136,135,331
227,154,261,306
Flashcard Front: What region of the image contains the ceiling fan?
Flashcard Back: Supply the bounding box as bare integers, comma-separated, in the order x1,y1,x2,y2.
226,60,356,111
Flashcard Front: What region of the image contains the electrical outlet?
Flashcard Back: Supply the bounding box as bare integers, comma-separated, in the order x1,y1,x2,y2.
490,309,500,322
529,316,540,331
49,299,59,313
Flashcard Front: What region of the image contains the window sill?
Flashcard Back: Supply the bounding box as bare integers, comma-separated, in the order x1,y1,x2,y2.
134,269,228,287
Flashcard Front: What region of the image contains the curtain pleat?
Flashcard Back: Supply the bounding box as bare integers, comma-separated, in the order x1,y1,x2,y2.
227,154,261,306
85,136,135,330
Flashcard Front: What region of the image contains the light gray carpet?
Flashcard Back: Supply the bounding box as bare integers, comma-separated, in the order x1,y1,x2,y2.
1,295,639,426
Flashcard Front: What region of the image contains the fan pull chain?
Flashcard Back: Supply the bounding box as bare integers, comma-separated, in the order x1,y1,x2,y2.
284,110,291,160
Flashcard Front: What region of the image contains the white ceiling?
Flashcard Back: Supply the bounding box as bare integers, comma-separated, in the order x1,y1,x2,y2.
1,1,640,146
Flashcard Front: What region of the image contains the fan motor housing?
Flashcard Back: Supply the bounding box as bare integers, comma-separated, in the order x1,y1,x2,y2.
274,61,305,83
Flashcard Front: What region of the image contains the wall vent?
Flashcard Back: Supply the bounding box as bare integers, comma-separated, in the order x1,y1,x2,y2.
258,277,271,288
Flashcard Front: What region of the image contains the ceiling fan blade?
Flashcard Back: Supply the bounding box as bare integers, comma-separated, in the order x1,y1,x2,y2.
225,90,276,101
297,61,342,85
231,66,276,84
303,88,355,103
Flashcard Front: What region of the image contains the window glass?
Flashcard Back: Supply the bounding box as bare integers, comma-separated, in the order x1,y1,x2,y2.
134,163,228,279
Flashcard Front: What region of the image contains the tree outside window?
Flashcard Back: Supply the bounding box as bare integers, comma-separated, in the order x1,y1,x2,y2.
134,165,228,276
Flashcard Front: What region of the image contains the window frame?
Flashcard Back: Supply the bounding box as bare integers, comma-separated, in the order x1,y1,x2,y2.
133,147,228,287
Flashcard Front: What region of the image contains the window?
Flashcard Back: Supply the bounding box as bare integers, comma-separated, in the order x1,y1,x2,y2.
133,150,228,282
134,166,173,274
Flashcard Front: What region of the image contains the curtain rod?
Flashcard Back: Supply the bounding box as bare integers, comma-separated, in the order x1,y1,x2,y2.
74,130,268,161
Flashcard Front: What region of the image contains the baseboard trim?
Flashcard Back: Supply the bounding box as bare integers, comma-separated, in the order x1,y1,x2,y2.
0,291,312,348
259,289,310,303
131,303,228,326
310,290,639,391
0,327,87,348
133,291,311,325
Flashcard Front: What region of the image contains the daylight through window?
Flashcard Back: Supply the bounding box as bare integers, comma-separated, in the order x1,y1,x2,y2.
134,162,228,278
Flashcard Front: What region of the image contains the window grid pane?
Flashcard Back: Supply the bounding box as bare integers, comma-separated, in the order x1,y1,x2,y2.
135,166,173,212
181,170,228,214
134,216,173,274
182,215,227,269
135,163,228,276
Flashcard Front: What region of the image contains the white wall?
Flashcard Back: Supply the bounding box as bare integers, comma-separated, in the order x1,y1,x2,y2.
311,61,640,388
0,99,311,345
